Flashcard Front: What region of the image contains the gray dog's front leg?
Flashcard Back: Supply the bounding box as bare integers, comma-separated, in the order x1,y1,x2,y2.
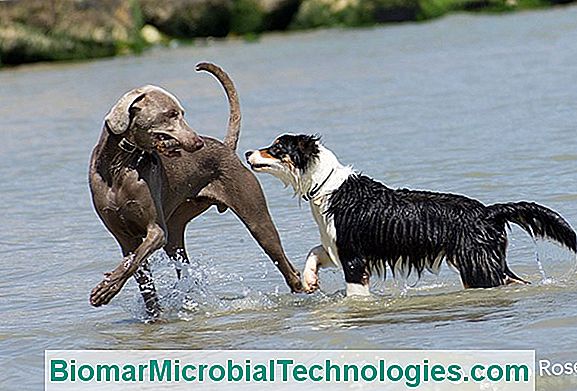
90,224,166,314
163,200,212,279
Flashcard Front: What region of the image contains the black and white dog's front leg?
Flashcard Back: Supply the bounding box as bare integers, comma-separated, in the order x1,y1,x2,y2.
303,245,370,296
341,255,371,297
303,245,333,293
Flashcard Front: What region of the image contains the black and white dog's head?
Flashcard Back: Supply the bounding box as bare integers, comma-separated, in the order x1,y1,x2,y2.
245,134,327,195
246,133,321,172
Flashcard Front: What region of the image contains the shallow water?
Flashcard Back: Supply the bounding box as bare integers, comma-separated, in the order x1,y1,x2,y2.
2,6,577,390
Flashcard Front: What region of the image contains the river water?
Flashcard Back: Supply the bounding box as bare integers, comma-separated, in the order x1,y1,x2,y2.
2,6,577,390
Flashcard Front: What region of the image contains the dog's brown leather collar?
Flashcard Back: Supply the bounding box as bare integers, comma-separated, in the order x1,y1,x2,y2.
118,138,139,154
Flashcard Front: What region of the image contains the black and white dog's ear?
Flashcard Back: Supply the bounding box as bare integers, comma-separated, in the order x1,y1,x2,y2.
104,88,147,135
299,134,320,154
291,134,321,170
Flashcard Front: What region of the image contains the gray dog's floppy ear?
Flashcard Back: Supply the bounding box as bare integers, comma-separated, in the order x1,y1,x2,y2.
104,88,147,135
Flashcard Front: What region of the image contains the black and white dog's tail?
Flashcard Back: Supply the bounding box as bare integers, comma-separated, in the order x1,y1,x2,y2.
489,201,577,252
460,201,577,287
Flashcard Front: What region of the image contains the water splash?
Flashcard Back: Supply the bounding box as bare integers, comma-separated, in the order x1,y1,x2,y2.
530,238,568,286
392,278,410,297
533,243,554,285
117,251,301,322
116,251,236,321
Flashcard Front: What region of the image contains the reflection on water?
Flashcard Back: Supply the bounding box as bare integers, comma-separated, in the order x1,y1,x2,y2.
2,5,577,390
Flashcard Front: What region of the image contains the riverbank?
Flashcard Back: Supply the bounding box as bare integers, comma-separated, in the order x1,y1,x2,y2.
0,0,575,66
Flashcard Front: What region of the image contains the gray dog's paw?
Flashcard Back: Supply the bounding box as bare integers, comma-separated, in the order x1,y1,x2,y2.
89,271,128,307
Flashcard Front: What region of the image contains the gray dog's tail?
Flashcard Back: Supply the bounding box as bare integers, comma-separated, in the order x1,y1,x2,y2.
488,201,577,252
196,62,241,151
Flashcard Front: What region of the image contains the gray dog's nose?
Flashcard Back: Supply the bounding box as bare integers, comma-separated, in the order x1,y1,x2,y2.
244,150,253,161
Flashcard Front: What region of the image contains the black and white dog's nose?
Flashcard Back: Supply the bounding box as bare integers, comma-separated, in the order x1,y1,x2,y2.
244,150,254,161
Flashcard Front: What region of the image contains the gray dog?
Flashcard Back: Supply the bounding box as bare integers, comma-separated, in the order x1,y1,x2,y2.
89,63,302,318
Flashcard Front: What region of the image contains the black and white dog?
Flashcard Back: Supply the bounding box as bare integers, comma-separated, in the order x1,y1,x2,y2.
246,134,577,296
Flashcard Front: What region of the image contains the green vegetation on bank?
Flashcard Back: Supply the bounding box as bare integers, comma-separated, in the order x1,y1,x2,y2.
417,0,554,19
0,0,574,66
0,0,145,66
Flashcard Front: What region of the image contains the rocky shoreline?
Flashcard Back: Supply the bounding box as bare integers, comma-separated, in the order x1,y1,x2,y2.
0,0,574,66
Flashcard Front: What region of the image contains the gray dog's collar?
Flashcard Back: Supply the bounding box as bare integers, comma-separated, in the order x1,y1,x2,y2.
118,138,139,154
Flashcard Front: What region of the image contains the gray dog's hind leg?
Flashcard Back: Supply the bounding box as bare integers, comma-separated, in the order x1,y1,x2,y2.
122,238,161,318
199,172,303,293
134,263,161,318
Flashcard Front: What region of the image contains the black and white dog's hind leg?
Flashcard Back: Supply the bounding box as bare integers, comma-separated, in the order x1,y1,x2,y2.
340,253,371,296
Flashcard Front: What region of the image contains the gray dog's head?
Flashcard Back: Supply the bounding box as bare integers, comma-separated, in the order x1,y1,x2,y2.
105,85,204,157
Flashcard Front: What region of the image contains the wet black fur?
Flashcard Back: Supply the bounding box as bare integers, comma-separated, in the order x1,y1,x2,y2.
267,134,320,170
326,174,577,288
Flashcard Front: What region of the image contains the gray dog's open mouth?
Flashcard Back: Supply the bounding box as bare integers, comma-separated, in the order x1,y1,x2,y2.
153,133,181,157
